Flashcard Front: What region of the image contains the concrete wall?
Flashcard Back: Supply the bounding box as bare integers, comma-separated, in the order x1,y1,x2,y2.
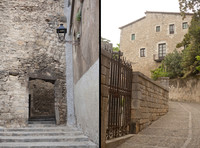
74,59,99,144
131,72,169,132
0,0,67,127
169,77,200,103
120,11,192,77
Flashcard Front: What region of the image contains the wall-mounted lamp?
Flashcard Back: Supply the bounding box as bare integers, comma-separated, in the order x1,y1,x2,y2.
56,24,80,45
57,24,67,42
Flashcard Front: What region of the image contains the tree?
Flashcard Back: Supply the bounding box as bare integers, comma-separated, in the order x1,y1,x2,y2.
151,50,183,80
151,64,169,80
179,0,200,16
113,43,120,52
177,11,200,77
195,55,200,71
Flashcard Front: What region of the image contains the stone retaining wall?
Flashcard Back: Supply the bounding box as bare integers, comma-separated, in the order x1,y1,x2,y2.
131,72,169,133
169,77,200,103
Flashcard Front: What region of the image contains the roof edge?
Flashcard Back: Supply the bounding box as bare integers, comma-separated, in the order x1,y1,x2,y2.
119,11,194,29
145,11,193,15
119,16,146,29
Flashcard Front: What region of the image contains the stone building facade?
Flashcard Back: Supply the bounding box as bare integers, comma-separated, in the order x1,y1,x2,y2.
0,0,67,127
119,11,193,77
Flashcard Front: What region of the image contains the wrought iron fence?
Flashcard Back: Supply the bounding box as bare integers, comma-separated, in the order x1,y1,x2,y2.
106,51,132,140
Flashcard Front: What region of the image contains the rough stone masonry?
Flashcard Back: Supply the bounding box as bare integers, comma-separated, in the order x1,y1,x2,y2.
0,0,67,127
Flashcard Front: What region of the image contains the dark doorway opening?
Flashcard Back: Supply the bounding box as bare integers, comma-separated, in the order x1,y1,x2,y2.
28,78,56,123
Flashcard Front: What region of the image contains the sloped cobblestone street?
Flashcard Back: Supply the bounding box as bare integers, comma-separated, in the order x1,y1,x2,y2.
117,101,200,148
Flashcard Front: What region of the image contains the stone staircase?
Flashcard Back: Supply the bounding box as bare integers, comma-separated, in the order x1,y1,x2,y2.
0,124,97,148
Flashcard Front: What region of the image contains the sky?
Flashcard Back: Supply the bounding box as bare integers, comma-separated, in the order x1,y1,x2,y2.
101,0,180,47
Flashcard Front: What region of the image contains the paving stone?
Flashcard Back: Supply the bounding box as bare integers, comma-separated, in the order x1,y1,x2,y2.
117,101,200,148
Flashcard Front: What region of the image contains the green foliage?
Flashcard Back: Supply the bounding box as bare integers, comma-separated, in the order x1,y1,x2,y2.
151,50,183,80
151,64,169,80
196,55,200,71
76,10,81,21
176,33,191,48
179,0,200,17
113,43,120,52
163,50,184,78
177,11,200,77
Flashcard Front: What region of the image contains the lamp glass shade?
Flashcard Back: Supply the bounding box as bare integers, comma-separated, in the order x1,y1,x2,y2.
57,24,67,41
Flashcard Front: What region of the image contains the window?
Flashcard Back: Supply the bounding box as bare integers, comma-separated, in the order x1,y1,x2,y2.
158,43,166,58
182,22,188,29
140,48,145,57
131,34,135,40
169,24,174,34
156,26,160,32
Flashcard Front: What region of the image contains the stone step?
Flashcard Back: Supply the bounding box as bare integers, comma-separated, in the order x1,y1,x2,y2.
27,123,57,127
0,127,78,132
0,135,89,142
0,131,83,136
0,126,97,148
0,141,97,148
28,120,56,124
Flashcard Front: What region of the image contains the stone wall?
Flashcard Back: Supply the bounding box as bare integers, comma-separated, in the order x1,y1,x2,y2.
0,0,66,127
131,72,169,133
101,41,112,148
120,11,192,77
169,77,200,103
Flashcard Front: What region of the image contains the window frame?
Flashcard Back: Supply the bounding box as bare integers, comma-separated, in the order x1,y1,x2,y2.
158,43,166,58
182,22,188,29
156,26,160,32
140,48,145,57
169,24,174,34
131,34,135,40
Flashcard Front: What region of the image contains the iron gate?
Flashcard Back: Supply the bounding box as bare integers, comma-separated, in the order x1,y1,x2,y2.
106,51,132,140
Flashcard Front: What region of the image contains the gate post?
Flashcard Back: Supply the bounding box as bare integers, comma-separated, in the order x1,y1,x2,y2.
101,46,112,148
130,72,140,134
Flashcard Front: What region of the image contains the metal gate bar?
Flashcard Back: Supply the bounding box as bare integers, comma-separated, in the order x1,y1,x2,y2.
106,51,132,140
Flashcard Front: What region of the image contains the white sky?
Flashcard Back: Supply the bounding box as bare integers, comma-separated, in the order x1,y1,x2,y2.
101,0,180,47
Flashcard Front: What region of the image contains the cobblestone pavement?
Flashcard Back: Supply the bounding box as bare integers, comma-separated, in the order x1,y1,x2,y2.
117,101,200,148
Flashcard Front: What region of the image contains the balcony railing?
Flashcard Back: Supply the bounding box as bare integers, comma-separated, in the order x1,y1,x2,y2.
153,54,165,62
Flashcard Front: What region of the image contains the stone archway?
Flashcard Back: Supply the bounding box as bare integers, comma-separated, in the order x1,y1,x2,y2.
29,79,55,122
